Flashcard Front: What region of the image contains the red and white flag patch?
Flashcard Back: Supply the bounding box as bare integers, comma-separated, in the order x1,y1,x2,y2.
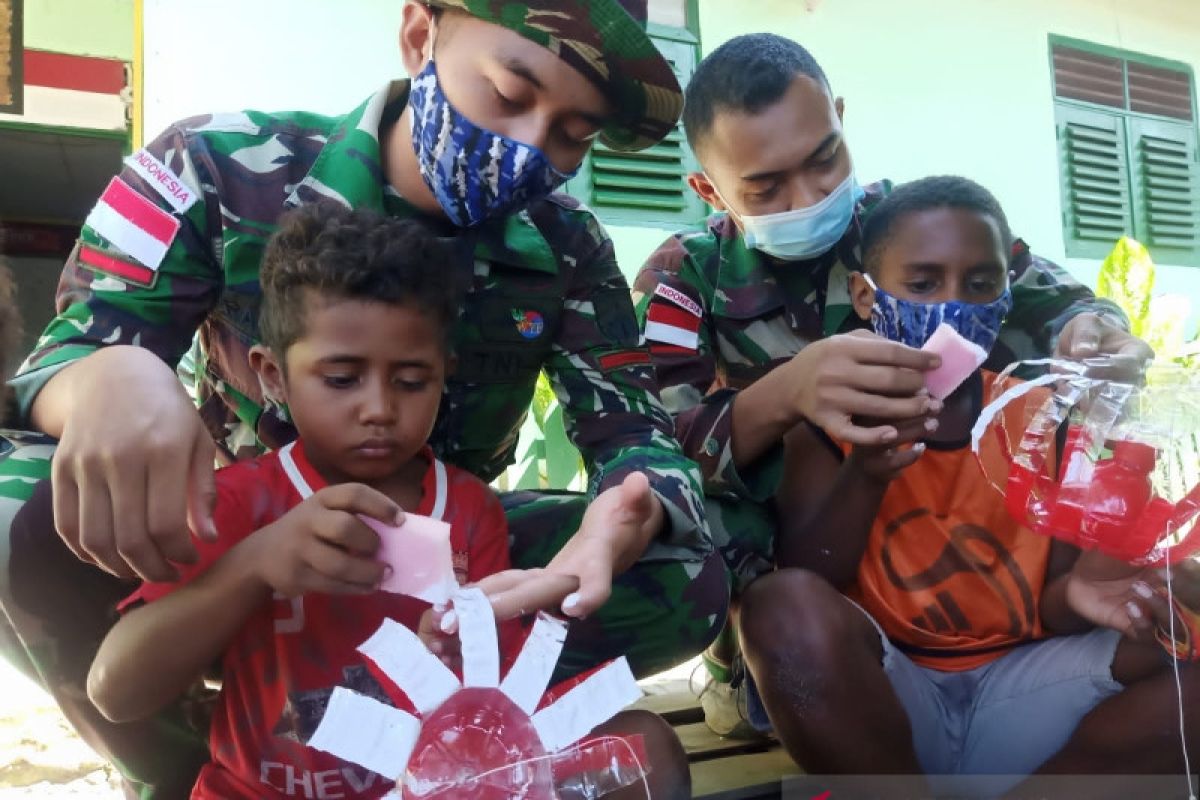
84,177,180,273
645,299,702,351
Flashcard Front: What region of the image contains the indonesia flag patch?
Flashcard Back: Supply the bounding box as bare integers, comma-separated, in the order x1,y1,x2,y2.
84,177,180,274
644,298,702,351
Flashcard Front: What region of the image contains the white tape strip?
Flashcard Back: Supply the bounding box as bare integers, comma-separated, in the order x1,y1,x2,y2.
500,613,568,715
357,619,460,715
453,587,500,688
531,657,642,752
307,687,420,780
970,372,1068,454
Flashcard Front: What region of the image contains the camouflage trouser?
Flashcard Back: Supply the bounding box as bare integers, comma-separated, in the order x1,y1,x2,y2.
0,433,729,799
704,490,778,597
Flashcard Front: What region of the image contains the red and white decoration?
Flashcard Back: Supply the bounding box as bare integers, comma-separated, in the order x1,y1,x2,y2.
0,49,128,130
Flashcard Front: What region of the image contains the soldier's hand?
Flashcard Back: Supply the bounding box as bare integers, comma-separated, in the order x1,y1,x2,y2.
786,331,942,446
469,568,581,621
49,346,220,582
418,604,463,671
252,483,400,598
1056,312,1154,379
475,473,660,620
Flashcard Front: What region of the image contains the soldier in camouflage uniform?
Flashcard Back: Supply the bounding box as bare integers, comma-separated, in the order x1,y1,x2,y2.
0,2,727,796
632,33,1153,736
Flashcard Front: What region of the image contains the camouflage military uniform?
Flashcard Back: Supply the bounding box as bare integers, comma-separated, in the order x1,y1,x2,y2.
633,180,1126,593
0,80,726,797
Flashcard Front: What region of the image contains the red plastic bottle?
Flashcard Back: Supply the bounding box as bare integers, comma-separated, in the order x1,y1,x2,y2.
1082,440,1156,561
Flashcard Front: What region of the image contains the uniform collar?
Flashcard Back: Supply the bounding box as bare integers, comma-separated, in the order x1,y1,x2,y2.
288,80,559,275
277,439,447,520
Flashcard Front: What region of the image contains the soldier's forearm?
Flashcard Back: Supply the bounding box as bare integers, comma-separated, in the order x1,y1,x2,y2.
27,360,82,439
30,346,179,437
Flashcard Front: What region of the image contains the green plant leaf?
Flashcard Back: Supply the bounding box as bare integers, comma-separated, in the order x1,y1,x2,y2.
532,372,556,425
543,404,584,489
1096,236,1155,339
514,441,546,490
1142,294,1191,360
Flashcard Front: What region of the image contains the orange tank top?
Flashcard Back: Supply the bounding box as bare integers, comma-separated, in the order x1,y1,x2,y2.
846,371,1053,671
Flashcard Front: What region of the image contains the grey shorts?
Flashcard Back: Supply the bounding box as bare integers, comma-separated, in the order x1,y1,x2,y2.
746,601,1124,794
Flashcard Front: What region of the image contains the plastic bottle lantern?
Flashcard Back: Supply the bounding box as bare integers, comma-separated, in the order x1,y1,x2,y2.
975,359,1200,566
305,598,650,799
973,359,1200,658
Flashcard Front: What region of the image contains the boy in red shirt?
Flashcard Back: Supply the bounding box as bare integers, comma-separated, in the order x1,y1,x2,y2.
86,205,687,799
736,176,1199,796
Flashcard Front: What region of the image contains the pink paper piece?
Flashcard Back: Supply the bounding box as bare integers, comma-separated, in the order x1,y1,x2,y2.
358,513,457,605
922,323,987,400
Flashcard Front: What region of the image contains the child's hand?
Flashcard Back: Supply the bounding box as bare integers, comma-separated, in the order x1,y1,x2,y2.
1064,550,1164,639
253,483,402,598
418,605,461,671
846,413,935,483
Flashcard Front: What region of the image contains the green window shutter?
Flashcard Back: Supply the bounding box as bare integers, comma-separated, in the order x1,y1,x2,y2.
562,31,706,227
1056,103,1134,259
1127,117,1200,262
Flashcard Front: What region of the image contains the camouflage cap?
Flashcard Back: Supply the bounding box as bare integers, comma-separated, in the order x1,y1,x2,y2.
425,0,683,152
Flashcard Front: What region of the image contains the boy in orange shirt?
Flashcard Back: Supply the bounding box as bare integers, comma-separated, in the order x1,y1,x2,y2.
737,176,1199,795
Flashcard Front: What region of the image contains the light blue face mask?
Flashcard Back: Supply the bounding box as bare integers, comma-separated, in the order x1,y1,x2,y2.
732,172,865,261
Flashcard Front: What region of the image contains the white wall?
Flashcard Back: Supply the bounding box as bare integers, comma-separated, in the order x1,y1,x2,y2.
142,0,1200,334
143,0,690,282
143,0,405,137
697,0,1200,336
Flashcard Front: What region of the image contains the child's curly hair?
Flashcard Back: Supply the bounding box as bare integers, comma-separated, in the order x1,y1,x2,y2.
259,204,460,355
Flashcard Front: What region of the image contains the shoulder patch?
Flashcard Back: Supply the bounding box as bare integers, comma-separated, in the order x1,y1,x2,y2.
124,149,199,214
597,350,653,372
78,243,158,288
644,300,701,351
84,177,180,273
653,283,703,318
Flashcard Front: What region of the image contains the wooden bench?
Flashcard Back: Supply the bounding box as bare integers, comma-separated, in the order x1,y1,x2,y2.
631,680,799,799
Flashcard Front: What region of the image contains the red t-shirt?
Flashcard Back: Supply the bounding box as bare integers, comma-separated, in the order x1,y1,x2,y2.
129,440,513,799
847,371,1054,672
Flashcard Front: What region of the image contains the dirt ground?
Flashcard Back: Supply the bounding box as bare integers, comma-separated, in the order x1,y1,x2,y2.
0,661,122,799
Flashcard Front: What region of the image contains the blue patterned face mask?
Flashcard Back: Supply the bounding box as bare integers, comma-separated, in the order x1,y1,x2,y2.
408,59,577,227
866,274,1013,353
